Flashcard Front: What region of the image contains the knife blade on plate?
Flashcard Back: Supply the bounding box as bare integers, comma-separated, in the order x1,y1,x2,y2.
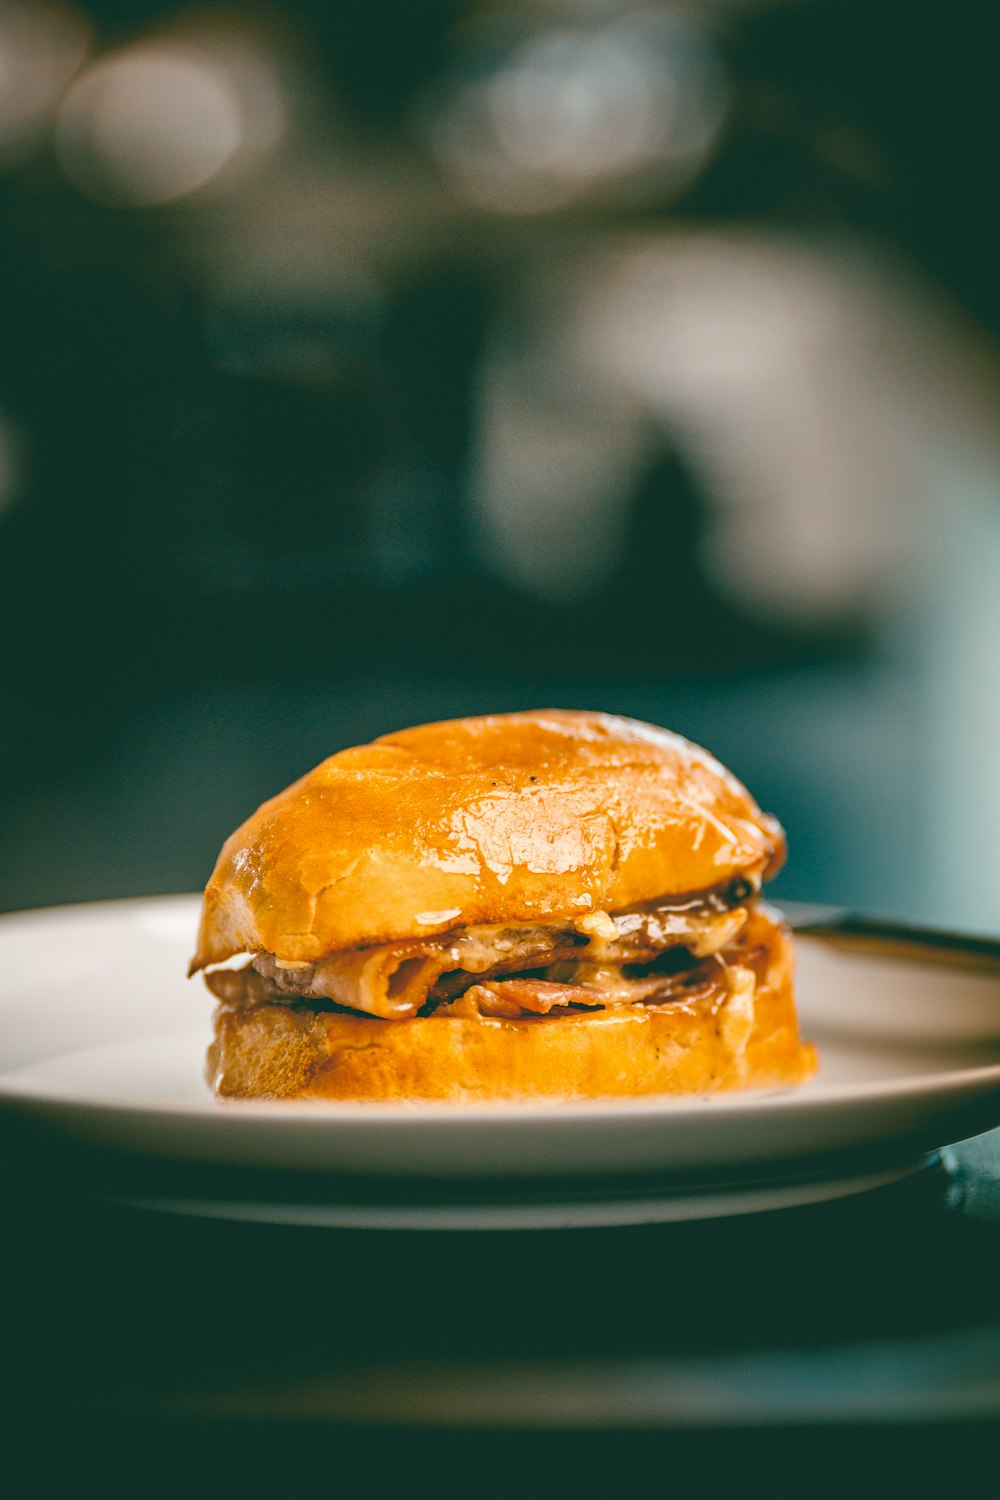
780,901,1000,969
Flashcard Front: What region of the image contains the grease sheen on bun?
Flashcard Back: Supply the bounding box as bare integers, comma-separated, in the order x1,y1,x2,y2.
193,709,785,970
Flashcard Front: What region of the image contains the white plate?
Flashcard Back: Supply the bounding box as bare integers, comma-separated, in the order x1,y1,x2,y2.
2,895,1000,1228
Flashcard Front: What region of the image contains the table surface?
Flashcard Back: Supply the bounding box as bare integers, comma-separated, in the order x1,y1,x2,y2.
6,1126,1000,1486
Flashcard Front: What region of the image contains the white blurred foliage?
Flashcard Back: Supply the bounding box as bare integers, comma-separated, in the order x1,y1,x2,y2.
591,236,919,622
472,231,1000,626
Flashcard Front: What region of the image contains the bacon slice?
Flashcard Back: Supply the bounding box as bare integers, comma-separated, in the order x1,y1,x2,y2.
443,959,757,1027
441,971,689,1019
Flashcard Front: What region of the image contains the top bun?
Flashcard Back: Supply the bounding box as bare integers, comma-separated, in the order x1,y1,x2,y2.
192,710,785,969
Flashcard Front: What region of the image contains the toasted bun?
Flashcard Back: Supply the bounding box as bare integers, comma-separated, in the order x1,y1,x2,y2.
208,910,814,1102
192,710,785,969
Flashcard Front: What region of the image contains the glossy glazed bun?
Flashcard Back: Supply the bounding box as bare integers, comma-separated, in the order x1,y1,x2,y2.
208,907,813,1102
192,710,784,970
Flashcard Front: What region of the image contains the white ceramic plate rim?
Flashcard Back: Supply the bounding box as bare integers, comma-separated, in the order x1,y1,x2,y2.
6,1056,1000,1122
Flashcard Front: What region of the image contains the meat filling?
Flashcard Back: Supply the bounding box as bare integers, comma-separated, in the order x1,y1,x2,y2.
204,879,773,1022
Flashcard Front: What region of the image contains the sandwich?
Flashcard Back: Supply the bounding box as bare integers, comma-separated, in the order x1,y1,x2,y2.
191,709,816,1100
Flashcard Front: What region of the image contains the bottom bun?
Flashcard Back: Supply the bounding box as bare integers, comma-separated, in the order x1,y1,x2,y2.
208,915,817,1102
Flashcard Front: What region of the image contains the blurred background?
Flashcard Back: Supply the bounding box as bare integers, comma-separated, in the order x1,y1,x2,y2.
2,0,999,928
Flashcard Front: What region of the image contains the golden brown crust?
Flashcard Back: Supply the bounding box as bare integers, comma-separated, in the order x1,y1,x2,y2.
192,710,785,970
208,912,815,1102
